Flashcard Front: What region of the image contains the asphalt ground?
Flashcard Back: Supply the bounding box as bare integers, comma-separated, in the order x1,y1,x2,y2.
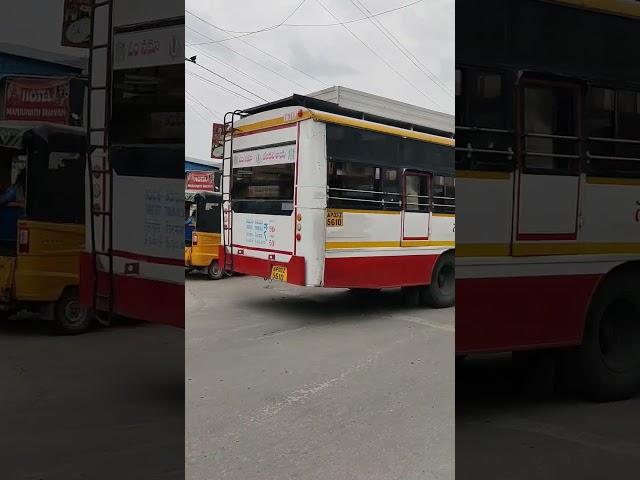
186,274,455,480
0,314,184,480
457,353,640,479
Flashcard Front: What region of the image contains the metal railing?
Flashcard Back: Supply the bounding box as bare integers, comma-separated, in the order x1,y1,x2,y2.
328,187,455,212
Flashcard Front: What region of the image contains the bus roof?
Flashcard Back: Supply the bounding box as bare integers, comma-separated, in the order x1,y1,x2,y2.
242,90,454,139
540,0,640,19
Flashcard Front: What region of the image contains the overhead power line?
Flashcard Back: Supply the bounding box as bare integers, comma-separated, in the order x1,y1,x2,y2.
186,10,327,88
187,43,287,97
186,69,259,105
187,100,213,124
185,56,268,102
185,89,225,118
349,0,454,98
189,0,424,44
186,26,309,92
313,0,442,108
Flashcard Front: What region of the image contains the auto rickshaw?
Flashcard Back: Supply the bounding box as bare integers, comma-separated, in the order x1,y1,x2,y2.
0,121,90,333
184,191,224,279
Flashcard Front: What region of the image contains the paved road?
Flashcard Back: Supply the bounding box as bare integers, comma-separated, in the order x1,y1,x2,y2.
0,316,184,480
186,274,455,480
457,354,640,479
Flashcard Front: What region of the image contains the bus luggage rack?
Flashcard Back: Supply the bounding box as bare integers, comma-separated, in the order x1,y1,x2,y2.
221,110,248,275
86,0,114,324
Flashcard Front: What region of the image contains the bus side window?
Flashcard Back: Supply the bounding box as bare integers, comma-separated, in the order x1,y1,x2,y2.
327,160,377,210
381,168,401,210
587,89,640,178
404,174,429,213
432,176,455,215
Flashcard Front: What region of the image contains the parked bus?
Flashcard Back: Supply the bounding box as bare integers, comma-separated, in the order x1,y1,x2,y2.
456,0,640,400
219,93,455,306
81,1,184,327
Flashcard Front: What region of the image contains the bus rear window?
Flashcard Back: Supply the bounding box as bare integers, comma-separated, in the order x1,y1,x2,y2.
232,164,295,215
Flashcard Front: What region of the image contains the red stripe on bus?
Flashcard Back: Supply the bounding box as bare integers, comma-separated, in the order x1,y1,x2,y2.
232,244,293,255
323,254,438,288
455,274,601,353
111,249,184,266
80,253,184,327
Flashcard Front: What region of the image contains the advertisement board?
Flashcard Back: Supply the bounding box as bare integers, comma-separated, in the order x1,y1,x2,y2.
211,123,224,158
113,24,183,70
186,171,217,192
3,78,71,124
61,0,91,48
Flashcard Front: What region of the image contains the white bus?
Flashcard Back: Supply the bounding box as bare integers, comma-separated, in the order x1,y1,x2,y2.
456,0,640,400
219,93,456,306
81,1,184,327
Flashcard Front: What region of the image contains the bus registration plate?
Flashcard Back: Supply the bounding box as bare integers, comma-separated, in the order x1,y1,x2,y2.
271,265,288,282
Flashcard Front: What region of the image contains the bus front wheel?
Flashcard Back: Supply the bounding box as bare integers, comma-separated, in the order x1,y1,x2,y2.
420,253,455,308
566,270,640,401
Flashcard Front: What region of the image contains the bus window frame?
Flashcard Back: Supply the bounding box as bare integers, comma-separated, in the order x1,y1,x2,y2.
517,76,583,177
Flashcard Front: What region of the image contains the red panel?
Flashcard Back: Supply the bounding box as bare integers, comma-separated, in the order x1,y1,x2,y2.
230,254,306,286
80,253,184,328
455,274,602,353
323,255,438,289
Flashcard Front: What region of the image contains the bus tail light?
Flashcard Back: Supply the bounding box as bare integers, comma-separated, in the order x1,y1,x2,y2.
19,227,29,253
296,233,302,242
192,232,198,246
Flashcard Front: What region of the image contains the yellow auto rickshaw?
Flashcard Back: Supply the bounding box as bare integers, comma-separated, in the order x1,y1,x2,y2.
185,191,224,280
0,121,90,333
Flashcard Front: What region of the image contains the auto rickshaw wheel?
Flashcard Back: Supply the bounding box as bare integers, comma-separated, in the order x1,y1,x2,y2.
207,261,225,280
54,288,93,334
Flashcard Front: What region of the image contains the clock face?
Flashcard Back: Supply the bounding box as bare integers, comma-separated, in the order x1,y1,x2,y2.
65,17,91,45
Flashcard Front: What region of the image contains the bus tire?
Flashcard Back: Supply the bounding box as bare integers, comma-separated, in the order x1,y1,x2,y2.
420,253,455,308
569,270,640,401
207,261,224,280
54,288,93,334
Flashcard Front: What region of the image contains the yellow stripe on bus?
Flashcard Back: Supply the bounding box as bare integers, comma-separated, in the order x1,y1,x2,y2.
327,209,400,215
233,109,454,147
585,176,640,186
326,240,455,250
326,209,454,217
456,170,511,180
309,111,455,147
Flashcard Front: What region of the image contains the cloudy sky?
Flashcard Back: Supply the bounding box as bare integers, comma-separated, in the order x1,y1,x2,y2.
186,0,454,161
1,1,455,163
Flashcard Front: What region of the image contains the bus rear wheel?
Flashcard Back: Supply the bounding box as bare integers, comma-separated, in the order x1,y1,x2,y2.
207,261,224,280
54,288,93,334
567,270,640,401
420,253,455,308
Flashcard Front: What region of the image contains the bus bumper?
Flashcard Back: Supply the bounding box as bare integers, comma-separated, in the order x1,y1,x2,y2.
219,247,306,286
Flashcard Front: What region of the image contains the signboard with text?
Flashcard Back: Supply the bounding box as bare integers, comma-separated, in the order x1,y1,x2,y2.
186,171,216,192
114,24,183,70
3,78,71,124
